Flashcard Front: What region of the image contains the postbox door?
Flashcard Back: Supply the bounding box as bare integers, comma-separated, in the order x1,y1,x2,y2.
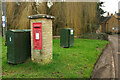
33,23,42,50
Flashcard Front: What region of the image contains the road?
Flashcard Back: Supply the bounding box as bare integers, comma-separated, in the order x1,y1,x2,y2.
91,35,120,79
109,35,120,79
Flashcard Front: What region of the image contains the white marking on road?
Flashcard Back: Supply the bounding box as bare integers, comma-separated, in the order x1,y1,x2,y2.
112,56,115,78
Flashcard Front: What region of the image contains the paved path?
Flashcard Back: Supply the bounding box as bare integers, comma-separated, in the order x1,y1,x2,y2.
91,35,120,78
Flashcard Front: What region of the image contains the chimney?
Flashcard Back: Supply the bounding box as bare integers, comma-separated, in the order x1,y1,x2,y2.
107,12,110,17
111,13,113,16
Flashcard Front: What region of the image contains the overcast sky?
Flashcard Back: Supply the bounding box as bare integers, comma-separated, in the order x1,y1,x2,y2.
100,0,120,16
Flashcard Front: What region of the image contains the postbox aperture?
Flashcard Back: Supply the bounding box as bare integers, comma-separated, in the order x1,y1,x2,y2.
33,23,42,50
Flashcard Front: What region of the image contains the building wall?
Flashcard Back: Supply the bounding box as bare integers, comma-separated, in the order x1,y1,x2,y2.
100,16,119,33
106,16,119,33
100,23,106,33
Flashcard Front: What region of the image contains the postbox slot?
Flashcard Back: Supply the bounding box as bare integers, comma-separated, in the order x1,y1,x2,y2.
34,26,40,28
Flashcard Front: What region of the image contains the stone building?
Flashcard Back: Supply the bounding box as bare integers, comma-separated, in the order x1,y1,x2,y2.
100,10,120,33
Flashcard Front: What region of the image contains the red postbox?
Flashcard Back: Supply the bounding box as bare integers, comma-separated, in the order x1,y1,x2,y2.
33,23,42,50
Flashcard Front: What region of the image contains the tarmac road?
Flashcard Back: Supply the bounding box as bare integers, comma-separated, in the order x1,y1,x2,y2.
109,35,119,79
91,35,120,79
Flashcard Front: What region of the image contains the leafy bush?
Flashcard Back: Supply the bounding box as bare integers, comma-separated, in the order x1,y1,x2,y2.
79,33,108,40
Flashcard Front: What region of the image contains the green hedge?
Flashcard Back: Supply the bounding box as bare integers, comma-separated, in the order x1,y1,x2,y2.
79,33,108,40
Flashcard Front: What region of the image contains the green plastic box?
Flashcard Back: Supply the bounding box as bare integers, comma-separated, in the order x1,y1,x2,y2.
6,29,31,64
60,28,74,48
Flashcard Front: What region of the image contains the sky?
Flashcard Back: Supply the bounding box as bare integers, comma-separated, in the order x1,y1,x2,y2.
100,0,120,16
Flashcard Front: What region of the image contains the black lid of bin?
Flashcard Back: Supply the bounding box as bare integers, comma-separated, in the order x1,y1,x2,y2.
28,14,55,19
9,29,31,32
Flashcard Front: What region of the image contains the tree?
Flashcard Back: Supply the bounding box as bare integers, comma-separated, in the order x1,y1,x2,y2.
97,2,106,24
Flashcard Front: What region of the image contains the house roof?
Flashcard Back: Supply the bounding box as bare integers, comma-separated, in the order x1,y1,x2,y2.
103,16,112,23
101,14,120,24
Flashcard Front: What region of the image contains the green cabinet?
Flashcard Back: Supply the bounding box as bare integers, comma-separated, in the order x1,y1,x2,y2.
60,28,74,48
6,29,31,64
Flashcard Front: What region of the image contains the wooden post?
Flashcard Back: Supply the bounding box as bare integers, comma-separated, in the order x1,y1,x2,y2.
2,1,7,45
0,2,2,37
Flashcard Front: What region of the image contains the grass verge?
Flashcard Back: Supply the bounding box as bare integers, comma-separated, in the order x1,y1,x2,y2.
2,38,108,78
